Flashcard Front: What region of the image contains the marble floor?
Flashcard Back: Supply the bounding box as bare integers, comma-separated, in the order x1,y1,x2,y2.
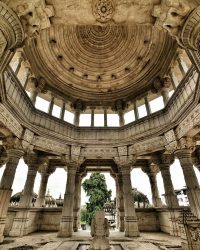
0,230,182,250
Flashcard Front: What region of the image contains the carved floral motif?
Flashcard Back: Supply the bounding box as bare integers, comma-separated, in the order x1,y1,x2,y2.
93,0,114,23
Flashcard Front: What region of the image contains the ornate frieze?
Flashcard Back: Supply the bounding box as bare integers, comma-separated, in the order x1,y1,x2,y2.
128,136,166,155
32,136,70,154
15,0,54,36
80,147,118,158
0,104,23,138
93,0,115,23
0,30,7,57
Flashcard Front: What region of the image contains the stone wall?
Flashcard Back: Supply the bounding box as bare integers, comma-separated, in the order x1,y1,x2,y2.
4,207,185,235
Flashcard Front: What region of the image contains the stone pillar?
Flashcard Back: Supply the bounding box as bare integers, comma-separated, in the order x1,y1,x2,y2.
74,110,81,126
118,111,125,127
116,174,125,232
48,94,55,115
121,164,140,237
175,148,200,219
21,67,31,88
12,51,24,75
90,107,95,127
73,173,82,232
142,165,162,207
159,164,179,208
133,100,139,120
58,163,77,237
176,51,188,76
60,100,66,120
144,96,151,115
9,152,38,237
0,148,24,243
34,172,50,207
27,77,39,106
103,107,108,127
168,66,179,89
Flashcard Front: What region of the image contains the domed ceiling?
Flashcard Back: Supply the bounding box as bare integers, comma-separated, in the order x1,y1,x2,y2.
26,24,176,103
22,0,178,104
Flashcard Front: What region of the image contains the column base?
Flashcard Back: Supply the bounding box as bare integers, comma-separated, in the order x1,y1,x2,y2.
58,216,73,237
124,217,140,237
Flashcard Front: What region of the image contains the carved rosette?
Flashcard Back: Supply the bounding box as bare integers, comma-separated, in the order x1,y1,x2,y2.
181,6,200,50
93,0,114,23
0,2,24,55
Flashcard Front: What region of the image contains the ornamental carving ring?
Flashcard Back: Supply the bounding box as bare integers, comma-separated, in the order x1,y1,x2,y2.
93,0,114,23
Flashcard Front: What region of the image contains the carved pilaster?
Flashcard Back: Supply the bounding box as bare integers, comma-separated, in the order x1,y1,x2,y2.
153,77,171,105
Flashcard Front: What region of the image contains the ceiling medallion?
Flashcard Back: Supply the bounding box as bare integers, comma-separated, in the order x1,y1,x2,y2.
93,0,114,23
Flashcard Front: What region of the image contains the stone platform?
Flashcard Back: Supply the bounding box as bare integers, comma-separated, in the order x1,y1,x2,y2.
0,230,181,250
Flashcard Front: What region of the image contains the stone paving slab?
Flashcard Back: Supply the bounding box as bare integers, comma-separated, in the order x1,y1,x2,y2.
0,231,182,250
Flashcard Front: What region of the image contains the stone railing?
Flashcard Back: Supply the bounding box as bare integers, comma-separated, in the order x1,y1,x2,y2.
1,65,199,146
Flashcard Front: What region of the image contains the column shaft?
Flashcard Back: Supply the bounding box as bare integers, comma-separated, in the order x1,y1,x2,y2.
12,52,23,75
161,88,170,106
148,173,162,207
21,68,31,88
133,101,139,120
144,96,151,115
169,67,179,89
48,96,55,115
0,149,24,243
74,110,80,126
91,109,95,127
60,101,66,120
104,109,108,127
116,174,125,232
73,174,82,232
35,173,50,207
159,165,179,207
58,164,77,237
121,165,139,237
118,112,125,127
177,53,188,76
175,149,200,219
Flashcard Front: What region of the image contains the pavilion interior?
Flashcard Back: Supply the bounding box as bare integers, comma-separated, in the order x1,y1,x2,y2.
1,0,200,249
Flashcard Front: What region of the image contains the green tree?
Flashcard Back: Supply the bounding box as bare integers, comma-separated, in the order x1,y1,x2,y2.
82,173,112,225
80,208,87,223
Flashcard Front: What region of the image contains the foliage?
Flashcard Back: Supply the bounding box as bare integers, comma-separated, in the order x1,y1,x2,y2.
80,208,87,223
82,173,112,225
132,188,149,207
